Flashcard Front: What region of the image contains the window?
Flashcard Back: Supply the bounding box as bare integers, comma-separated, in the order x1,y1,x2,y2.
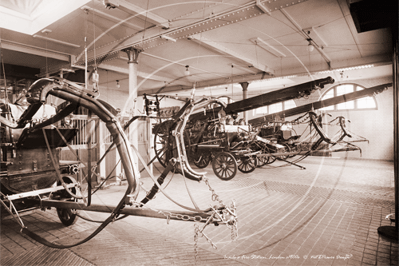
320,84,376,111
284,99,296,110
356,87,377,109
255,106,268,114
253,99,296,115
269,102,283,114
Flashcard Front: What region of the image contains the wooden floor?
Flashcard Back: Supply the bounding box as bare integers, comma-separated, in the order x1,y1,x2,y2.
1,156,397,266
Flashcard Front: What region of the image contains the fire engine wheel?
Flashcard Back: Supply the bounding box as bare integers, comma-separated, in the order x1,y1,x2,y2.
212,152,237,181
193,153,211,168
265,155,277,164
238,156,257,173
256,155,269,167
56,176,80,226
57,208,79,226
153,120,175,168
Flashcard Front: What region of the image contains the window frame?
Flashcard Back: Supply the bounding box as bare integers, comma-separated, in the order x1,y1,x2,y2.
319,83,377,111
253,99,297,115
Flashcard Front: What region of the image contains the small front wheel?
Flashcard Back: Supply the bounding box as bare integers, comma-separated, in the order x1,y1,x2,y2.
238,156,257,173
57,208,79,226
256,155,269,167
55,176,80,226
212,152,237,181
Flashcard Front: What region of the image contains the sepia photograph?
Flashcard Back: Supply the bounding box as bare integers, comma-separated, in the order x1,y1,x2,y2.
1,0,398,265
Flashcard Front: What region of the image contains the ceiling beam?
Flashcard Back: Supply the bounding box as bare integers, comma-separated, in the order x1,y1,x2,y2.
77,2,263,64
80,0,311,66
256,0,310,15
2,39,71,62
190,35,274,75
81,5,143,31
103,0,170,28
250,37,286,58
279,9,332,69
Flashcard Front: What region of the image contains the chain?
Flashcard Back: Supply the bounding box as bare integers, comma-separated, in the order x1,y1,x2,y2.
228,217,239,241
203,177,224,205
226,201,239,241
193,212,218,258
203,177,239,242
133,174,238,255
140,207,208,224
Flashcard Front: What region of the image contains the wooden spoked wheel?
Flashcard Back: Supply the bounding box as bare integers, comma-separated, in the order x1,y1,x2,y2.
212,152,237,181
256,155,269,167
238,156,257,173
153,120,175,168
56,176,80,226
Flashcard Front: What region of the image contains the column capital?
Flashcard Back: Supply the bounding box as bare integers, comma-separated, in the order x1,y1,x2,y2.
240,81,249,91
122,47,142,64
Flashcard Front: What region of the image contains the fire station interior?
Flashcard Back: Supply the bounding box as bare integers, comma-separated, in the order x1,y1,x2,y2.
1,0,398,265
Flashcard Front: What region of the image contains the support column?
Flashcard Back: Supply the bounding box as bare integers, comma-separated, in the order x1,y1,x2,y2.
124,48,141,177
240,82,249,124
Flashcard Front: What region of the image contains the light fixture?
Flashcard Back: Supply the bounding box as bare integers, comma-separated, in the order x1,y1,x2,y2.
116,80,120,88
307,39,314,52
184,65,190,76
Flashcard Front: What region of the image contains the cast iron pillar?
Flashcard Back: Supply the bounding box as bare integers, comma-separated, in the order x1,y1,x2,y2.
124,47,141,177
240,82,249,124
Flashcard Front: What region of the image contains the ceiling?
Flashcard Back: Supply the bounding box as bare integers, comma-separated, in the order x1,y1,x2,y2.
0,0,395,99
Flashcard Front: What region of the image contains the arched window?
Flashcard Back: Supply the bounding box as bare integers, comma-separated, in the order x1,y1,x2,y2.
320,84,377,111
253,99,296,115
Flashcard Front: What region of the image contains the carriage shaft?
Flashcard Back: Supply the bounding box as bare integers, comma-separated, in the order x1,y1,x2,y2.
30,199,214,223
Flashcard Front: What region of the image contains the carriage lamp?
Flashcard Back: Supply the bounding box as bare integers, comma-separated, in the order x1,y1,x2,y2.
307,39,314,52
